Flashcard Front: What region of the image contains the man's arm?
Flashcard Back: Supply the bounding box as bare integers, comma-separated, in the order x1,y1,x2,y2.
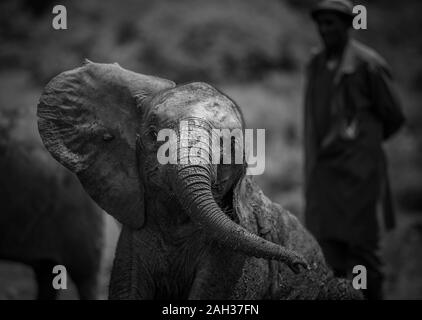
368,62,406,140
303,54,318,191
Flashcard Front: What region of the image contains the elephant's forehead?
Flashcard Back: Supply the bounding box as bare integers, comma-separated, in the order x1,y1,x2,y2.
149,82,243,129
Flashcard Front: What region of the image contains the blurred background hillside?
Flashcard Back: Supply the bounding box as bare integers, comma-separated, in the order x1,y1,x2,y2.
0,0,421,299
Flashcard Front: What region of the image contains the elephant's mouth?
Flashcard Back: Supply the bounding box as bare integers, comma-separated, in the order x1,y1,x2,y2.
167,118,308,274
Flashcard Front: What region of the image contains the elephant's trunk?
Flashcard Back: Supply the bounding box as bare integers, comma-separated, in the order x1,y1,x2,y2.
169,120,308,274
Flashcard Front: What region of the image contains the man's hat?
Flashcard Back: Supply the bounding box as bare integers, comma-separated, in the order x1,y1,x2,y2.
311,0,355,21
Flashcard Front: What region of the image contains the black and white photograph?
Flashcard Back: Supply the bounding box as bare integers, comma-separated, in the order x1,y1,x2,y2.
0,0,421,308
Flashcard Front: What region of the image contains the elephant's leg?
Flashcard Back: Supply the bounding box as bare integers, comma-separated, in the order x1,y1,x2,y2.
32,260,58,300
67,253,101,299
72,272,99,300
108,226,156,300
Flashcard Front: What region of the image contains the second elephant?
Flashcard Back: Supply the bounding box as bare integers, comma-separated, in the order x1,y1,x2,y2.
0,139,103,299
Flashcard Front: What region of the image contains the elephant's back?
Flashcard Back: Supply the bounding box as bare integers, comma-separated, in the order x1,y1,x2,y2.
232,176,333,299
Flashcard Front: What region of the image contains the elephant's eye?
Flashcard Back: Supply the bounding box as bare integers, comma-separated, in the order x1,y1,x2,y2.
103,132,115,142
149,129,158,141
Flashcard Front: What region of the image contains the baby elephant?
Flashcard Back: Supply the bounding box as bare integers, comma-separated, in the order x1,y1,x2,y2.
37,61,360,299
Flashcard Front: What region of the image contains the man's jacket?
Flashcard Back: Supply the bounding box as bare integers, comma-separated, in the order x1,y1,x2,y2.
304,39,405,248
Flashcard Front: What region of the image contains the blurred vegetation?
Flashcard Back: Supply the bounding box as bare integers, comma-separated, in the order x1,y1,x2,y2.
0,0,421,299
0,0,314,84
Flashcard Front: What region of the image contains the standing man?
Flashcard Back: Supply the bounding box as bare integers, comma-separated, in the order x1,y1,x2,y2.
304,0,405,299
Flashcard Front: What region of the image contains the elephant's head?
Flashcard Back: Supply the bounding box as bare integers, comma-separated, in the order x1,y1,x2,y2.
37,61,308,273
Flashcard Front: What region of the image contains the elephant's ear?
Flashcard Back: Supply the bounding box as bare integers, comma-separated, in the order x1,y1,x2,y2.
37,61,175,228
